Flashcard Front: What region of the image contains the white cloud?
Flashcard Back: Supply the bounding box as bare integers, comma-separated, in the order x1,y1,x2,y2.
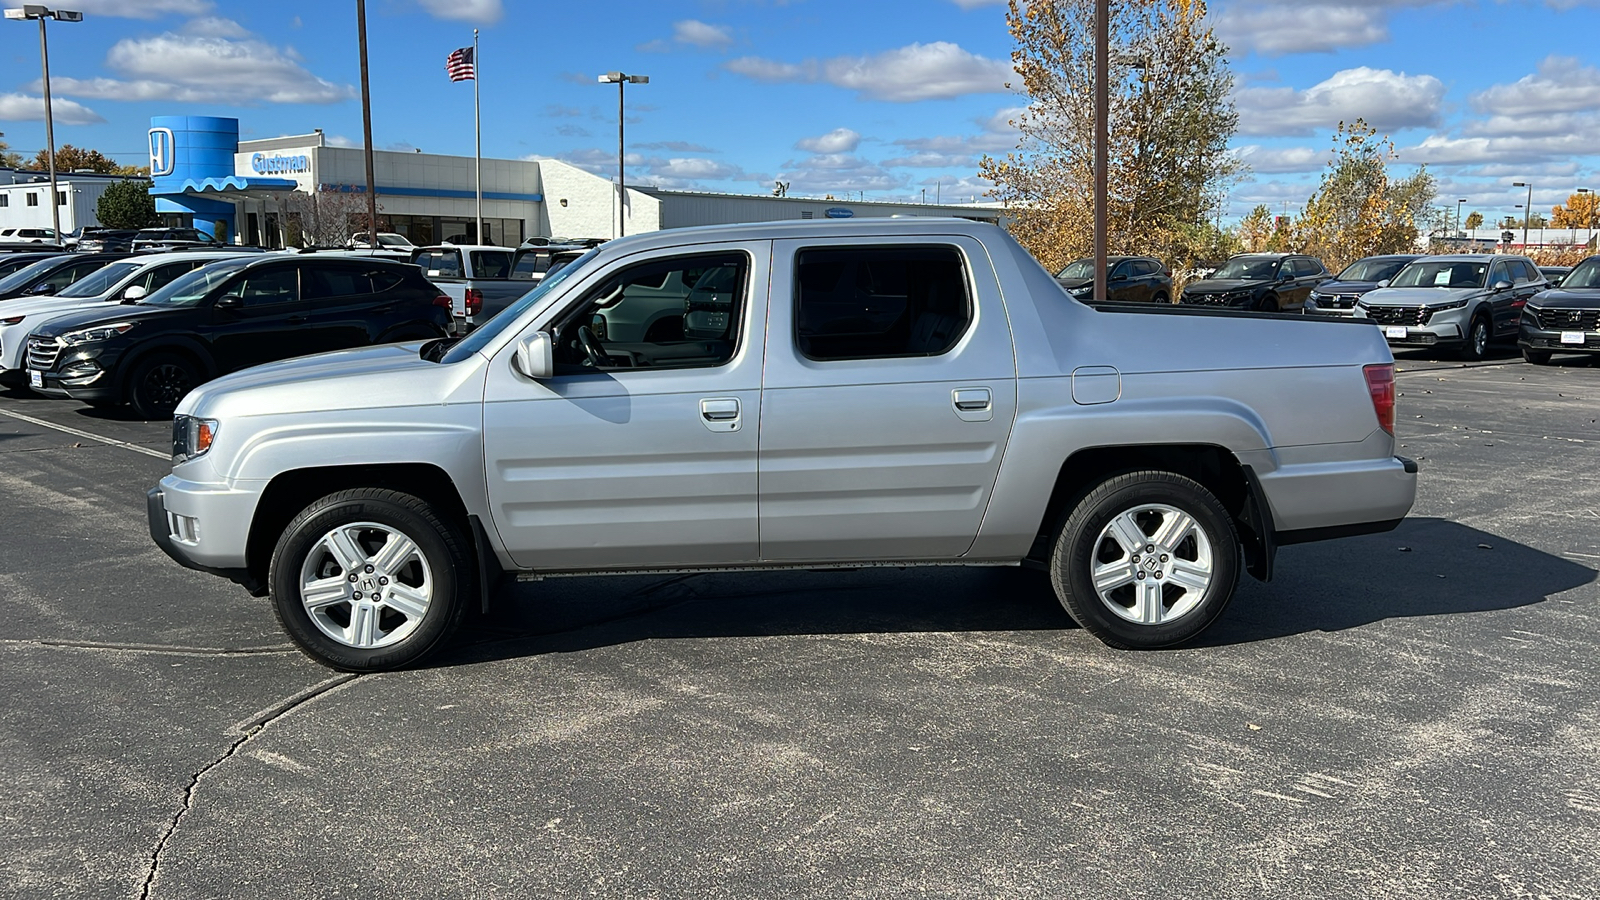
796,127,861,154
1472,56,1600,117
884,105,1023,166
776,152,905,194
182,16,249,38
1397,56,1600,168
65,0,212,18
1235,145,1329,174
0,93,104,125
726,41,1012,102
673,20,734,49
1216,5,1388,55
416,0,503,23
47,27,354,105
1235,67,1446,136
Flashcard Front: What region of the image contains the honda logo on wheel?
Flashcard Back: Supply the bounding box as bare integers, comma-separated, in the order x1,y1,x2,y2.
148,127,175,177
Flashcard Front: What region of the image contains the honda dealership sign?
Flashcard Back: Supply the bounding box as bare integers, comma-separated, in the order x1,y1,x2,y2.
148,127,175,177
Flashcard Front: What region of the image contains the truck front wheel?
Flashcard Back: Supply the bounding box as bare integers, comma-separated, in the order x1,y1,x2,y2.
268,488,472,672
1049,470,1240,650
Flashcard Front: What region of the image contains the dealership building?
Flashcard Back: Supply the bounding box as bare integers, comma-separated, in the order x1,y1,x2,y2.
144,116,1001,248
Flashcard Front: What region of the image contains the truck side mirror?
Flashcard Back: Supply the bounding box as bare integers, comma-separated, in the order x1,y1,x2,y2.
514,331,554,379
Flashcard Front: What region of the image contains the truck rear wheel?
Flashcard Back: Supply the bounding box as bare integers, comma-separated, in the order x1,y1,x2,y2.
1049,470,1240,650
268,488,471,672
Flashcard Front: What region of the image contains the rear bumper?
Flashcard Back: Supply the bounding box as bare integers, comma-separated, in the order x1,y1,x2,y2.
1258,454,1418,536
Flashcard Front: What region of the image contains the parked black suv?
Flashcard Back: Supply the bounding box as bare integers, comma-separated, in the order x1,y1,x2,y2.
131,228,225,253
0,253,129,301
1521,255,1600,364
75,229,140,253
1306,254,1422,316
1180,253,1328,312
25,255,451,418
1055,255,1173,303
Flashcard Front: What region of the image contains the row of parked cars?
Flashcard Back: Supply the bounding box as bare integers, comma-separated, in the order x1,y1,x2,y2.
1054,250,1599,363
0,235,599,420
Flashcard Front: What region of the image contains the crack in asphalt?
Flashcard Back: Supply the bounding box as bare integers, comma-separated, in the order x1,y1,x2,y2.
135,672,363,900
2,638,296,656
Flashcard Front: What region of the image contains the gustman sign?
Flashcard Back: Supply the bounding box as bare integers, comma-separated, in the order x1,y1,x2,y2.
251,153,311,175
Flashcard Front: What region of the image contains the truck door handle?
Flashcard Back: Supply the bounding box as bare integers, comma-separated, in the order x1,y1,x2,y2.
699,398,741,433
952,388,991,411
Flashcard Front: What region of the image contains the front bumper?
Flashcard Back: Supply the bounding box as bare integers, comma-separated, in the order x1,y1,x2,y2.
1519,322,1600,354
148,476,266,593
1360,307,1468,346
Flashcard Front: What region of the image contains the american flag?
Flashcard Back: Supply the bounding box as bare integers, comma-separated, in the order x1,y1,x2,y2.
446,46,475,82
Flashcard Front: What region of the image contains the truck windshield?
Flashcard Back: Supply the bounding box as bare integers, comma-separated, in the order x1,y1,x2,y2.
139,258,254,307
1389,260,1487,289
438,249,600,364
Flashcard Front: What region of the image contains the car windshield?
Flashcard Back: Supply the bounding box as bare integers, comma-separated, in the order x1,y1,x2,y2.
56,261,141,298
1337,258,1410,282
1561,259,1600,289
439,249,600,364
1211,257,1279,280
0,258,64,293
1389,260,1488,289
378,234,411,247
1056,259,1093,280
139,258,254,307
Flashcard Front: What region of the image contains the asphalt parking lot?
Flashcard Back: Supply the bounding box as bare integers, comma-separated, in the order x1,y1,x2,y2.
2,347,1598,899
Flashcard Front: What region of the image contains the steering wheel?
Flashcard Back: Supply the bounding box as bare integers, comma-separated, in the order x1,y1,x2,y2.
576,325,606,368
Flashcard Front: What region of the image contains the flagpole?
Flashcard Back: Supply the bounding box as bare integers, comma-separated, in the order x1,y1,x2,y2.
473,29,483,245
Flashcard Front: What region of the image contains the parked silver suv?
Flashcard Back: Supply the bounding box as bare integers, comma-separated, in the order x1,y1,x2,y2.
1353,254,1546,360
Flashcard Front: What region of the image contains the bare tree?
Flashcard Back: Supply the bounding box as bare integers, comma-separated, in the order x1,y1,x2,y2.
279,185,381,247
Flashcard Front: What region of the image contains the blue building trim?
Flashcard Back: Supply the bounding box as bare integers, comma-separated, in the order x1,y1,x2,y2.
174,175,300,194
372,186,544,203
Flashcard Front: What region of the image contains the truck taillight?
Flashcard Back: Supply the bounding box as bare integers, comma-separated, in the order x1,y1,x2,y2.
464,288,484,316
432,293,451,309
1364,363,1395,435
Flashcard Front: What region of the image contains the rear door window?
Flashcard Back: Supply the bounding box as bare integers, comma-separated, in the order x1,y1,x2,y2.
415,250,462,278
233,267,300,308
794,246,971,361
471,250,513,279
303,264,374,301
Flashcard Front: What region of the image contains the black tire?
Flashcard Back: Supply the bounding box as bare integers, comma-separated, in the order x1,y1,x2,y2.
269,488,472,672
1151,292,1169,305
128,352,201,420
1049,470,1240,650
1460,314,1491,361
1257,294,1279,313
1522,347,1552,365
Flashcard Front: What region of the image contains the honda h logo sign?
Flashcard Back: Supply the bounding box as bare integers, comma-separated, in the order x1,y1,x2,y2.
148,127,174,177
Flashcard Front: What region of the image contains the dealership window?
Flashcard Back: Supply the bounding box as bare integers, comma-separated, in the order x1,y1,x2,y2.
26,193,38,207
794,246,972,361
0,195,7,208
57,191,66,206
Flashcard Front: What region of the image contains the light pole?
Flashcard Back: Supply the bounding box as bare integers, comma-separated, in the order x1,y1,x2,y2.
1578,187,1593,249
1455,198,1466,240
1513,181,1533,250
597,71,648,238
5,4,82,245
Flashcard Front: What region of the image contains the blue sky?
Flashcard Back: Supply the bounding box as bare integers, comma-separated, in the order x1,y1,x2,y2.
0,0,1597,225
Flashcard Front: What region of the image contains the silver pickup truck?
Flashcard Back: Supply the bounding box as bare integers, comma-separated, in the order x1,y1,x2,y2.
148,219,1417,671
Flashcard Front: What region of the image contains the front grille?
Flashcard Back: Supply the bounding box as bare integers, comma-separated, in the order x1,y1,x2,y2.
1182,292,1239,307
26,336,61,371
1365,305,1427,326
1535,308,1600,331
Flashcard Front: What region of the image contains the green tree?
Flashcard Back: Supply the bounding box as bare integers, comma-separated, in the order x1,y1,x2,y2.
980,0,1241,275
31,144,128,174
1295,120,1434,272
96,179,157,229
1464,211,1483,230
0,137,22,169
1237,205,1274,251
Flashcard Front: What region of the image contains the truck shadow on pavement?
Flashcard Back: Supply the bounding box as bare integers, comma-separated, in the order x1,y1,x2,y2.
439,517,1593,666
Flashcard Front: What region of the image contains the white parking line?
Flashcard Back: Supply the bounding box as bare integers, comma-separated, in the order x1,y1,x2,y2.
0,408,169,460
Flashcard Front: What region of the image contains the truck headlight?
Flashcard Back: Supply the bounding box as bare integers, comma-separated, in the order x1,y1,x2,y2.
60,321,136,345
172,415,219,462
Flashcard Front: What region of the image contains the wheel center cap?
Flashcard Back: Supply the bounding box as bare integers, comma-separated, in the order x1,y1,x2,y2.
362,577,378,592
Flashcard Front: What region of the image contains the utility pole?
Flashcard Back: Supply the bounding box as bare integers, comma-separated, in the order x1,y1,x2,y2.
1092,0,1108,303
356,0,378,252
1514,181,1532,250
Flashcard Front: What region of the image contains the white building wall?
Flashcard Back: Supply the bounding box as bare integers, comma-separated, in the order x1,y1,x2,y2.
0,178,121,232
534,158,659,240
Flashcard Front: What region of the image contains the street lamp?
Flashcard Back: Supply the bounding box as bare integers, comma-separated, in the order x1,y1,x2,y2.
1578,187,1593,249
597,71,648,238
1513,181,1533,250
5,5,82,245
